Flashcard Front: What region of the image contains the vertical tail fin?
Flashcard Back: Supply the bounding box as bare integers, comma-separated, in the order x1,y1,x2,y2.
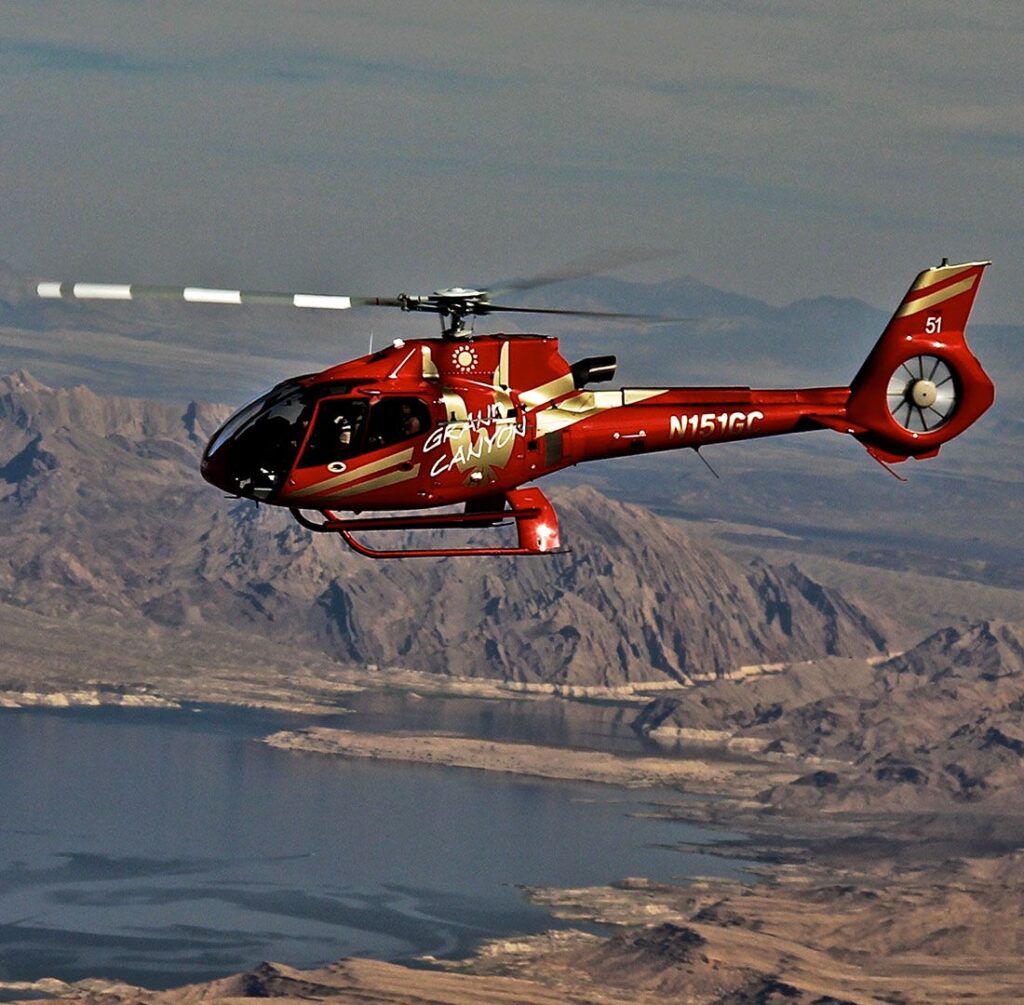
846,261,994,462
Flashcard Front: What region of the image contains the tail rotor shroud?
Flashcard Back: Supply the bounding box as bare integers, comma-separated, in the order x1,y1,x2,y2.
845,260,993,463
886,354,958,433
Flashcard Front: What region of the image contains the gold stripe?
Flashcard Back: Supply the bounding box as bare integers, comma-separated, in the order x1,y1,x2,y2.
906,263,975,296
289,448,415,499
333,465,420,498
441,390,469,422
552,391,596,413
497,341,510,388
535,387,665,436
421,346,439,380
519,374,576,408
537,409,597,436
894,275,977,318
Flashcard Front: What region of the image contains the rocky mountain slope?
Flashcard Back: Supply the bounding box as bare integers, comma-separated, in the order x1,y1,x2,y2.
0,372,894,690
2,258,1018,595
636,620,1024,808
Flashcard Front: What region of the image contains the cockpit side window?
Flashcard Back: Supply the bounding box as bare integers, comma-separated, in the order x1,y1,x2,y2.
297,399,368,468
297,396,430,468
365,398,431,451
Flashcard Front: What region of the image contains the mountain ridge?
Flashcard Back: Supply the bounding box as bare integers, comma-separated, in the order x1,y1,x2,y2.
635,620,1024,808
0,373,894,689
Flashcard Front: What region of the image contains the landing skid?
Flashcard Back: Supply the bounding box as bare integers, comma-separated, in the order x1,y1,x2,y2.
289,487,565,559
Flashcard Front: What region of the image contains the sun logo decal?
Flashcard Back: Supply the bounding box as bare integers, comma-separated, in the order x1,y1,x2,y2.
452,346,478,373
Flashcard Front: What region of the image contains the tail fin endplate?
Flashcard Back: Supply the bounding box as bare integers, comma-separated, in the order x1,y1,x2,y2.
846,261,994,463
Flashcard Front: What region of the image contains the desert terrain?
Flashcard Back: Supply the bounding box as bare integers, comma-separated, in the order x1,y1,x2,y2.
2,0,1022,994
0,284,1021,1003
6,614,1024,1001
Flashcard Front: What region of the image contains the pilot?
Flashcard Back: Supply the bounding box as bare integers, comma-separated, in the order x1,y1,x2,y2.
334,414,352,449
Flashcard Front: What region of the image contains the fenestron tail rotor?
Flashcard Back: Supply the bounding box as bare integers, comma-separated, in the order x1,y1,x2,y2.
886,354,958,433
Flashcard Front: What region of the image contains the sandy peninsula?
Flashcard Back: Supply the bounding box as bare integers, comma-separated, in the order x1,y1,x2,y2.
263,726,794,795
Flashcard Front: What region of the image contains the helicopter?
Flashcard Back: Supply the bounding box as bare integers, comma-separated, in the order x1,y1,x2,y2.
37,258,994,558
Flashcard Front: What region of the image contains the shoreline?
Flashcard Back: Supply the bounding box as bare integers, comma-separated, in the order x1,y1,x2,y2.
0,655,811,718
7,689,1024,1003
263,726,794,796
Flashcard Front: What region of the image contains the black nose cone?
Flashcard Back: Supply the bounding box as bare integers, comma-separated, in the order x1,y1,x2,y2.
200,448,229,492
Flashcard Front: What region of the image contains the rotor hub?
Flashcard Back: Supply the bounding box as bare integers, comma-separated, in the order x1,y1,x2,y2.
909,378,938,408
433,287,486,300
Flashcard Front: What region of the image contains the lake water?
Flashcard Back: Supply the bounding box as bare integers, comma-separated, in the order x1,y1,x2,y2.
0,704,750,989
342,688,666,753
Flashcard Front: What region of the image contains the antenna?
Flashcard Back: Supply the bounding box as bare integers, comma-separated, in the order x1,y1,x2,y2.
866,450,908,482
693,447,720,479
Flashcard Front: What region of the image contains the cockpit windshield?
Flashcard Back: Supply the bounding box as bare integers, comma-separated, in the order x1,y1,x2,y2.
205,392,270,459
202,381,312,499
202,385,433,501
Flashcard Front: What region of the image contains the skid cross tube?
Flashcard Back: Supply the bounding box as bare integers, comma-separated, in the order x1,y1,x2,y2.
289,506,562,559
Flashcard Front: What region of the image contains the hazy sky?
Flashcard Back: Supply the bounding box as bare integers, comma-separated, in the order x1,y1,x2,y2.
1,1,1020,321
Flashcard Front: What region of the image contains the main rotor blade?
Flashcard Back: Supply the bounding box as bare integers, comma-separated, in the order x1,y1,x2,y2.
35,277,707,327
480,303,701,324
37,282,404,311
488,247,676,298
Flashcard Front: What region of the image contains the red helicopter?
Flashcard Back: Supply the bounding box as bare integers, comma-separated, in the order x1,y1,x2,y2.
38,259,994,558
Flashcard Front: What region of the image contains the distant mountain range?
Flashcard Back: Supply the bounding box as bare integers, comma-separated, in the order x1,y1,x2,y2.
2,259,1016,404
0,372,895,690
1,256,1017,585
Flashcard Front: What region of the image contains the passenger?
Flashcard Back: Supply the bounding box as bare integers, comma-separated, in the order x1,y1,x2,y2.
401,402,423,437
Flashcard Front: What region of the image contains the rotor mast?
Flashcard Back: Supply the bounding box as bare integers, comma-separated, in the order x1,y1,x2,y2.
398,288,488,339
